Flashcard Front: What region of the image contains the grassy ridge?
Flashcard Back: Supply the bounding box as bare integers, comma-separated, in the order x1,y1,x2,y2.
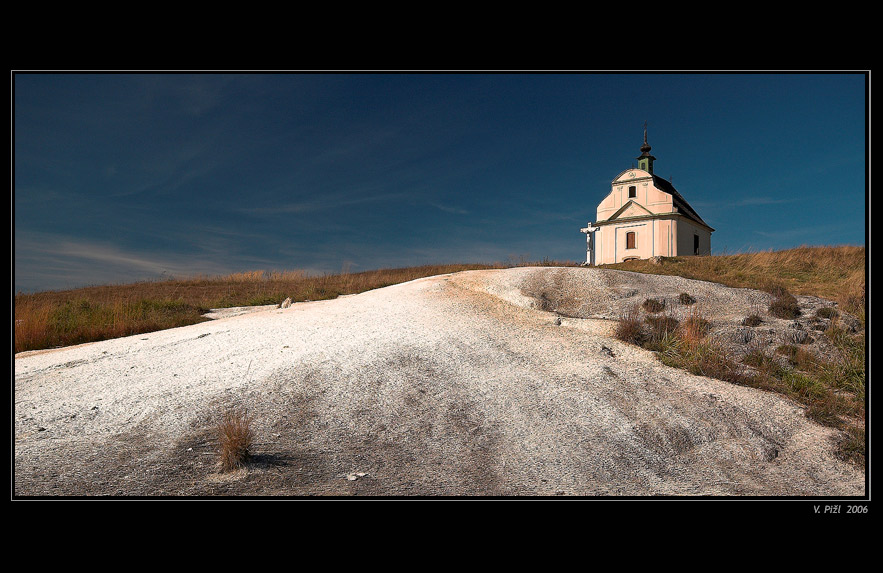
16,262,569,353
606,245,866,321
15,247,864,354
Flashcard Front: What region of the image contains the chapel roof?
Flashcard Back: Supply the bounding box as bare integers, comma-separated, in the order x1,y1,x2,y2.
651,174,711,229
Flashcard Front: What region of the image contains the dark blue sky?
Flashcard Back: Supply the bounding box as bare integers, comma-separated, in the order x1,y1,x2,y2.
14,73,867,293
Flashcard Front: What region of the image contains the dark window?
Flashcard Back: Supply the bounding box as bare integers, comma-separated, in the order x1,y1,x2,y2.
626,231,636,249
628,186,636,198
694,234,700,255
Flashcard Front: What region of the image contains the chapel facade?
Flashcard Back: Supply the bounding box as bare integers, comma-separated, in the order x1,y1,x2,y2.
580,129,713,265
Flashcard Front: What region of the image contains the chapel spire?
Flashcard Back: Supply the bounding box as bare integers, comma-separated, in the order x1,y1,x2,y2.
637,121,656,174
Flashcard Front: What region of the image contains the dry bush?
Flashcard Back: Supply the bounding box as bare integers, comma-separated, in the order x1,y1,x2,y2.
218,409,254,472
662,335,752,386
776,344,820,371
742,314,763,327
769,296,801,320
645,314,679,347
680,307,711,345
614,305,647,346
678,292,696,305
815,307,839,319
765,284,802,320
641,298,666,313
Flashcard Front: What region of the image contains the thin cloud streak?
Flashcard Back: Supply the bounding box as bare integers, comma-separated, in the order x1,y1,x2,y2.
15,232,241,291
239,191,410,216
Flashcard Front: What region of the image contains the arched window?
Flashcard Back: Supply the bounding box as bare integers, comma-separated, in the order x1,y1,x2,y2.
626,231,636,249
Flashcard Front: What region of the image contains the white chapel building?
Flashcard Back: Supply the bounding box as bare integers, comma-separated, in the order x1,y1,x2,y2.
581,129,713,265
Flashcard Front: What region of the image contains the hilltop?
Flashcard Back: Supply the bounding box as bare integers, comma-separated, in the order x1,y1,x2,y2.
14,256,866,496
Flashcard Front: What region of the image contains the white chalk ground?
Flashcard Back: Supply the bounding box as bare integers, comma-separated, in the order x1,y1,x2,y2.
14,267,865,496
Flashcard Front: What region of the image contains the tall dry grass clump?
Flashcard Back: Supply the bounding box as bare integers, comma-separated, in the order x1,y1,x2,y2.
614,304,647,346
218,408,254,472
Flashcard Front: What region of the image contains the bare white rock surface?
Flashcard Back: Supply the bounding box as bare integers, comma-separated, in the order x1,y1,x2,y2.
14,267,864,496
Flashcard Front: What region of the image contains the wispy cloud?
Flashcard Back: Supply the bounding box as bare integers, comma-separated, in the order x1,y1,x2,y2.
14,231,240,292
751,221,857,242
729,197,798,207
239,191,409,216
692,196,799,210
428,202,470,215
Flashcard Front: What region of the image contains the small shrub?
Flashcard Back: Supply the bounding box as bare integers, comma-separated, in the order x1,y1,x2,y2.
742,314,763,327
642,298,666,313
680,339,750,385
783,370,828,401
769,290,801,319
681,311,711,341
776,344,820,371
678,293,696,305
614,305,647,346
645,314,679,349
742,348,787,380
762,283,791,299
815,307,839,319
741,349,766,369
218,408,254,472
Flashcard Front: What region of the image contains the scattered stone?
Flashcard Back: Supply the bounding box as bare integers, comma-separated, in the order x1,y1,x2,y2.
781,323,810,344
600,345,616,357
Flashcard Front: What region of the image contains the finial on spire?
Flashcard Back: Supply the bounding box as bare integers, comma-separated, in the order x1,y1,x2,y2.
640,121,652,153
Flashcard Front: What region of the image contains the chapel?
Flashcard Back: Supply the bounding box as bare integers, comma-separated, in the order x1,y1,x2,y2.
580,128,713,265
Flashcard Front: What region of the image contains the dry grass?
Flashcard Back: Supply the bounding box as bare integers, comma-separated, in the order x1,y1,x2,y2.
767,288,802,320
610,245,866,464
614,284,866,466
218,409,254,472
614,304,647,346
678,292,696,305
681,307,712,344
641,298,666,313
607,245,865,322
14,263,511,353
742,314,763,327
